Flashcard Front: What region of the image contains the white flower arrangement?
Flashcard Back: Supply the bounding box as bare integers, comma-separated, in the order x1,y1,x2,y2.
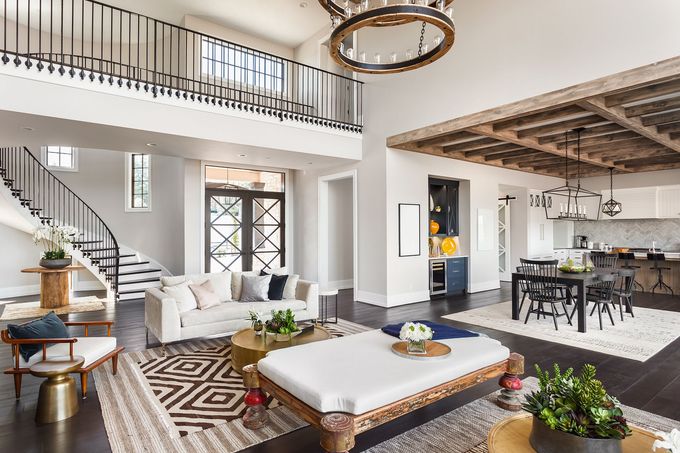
399,322,434,342
33,225,78,259
654,429,680,453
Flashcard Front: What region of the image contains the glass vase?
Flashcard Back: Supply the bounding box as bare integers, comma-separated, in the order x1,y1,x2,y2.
407,340,427,354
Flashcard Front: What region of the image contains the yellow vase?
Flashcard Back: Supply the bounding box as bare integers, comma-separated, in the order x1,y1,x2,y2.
429,219,440,235
442,237,458,255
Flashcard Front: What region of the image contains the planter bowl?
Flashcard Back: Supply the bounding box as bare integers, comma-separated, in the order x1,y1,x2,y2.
39,257,72,269
529,416,622,453
266,330,301,342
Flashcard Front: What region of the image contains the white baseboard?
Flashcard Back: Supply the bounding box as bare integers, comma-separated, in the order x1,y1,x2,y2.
325,279,353,291
73,280,107,291
0,284,40,299
386,290,431,307
469,280,501,293
355,290,388,307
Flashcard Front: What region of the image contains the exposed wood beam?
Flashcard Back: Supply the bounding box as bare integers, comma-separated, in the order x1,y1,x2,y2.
671,132,680,140
493,106,585,131
518,157,564,169
624,96,680,117
537,123,625,145
640,110,680,127
483,149,535,162
442,137,501,153
467,125,631,171
415,131,478,147
604,78,680,107
619,161,680,172
516,114,605,138
387,56,680,148
657,122,680,134
581,137,653,155
621,154,680,167
555,130,640,149
464,143,524,157
596,147,671,162
578,97,680,154
500,152,549,165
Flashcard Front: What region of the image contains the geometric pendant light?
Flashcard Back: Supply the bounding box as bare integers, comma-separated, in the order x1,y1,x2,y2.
601,167,622,217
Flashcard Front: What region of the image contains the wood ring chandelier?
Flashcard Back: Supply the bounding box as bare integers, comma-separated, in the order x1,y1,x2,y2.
318,1,456,74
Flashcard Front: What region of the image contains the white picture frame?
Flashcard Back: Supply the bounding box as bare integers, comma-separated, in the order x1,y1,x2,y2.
398,203,421,257
477,208,494,251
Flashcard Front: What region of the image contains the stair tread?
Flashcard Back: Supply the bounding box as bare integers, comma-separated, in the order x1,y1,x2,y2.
73,240,104,244
81,247,118,252
110,268,162,276
91,253,136,260
117,278,161,286
98,261,150,268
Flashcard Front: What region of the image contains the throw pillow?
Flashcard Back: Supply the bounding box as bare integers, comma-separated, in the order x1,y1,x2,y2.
260,270,289,300
240,275,272,302
231,271,257,300
162,281,197,313
186,272,232,302
263,266,289,276
7,312,70,362
283,274,300,300
189,280,221,310
160,275,186,287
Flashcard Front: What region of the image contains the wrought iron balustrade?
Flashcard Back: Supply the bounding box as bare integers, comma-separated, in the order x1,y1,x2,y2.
0,0,363,132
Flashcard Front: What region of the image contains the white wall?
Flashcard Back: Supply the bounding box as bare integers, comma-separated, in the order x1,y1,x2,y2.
0,224,42,297
327,178,354,288
578,169,680,192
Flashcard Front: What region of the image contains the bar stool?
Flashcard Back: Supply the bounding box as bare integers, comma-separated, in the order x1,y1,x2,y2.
647,253,674,295
618,252,644,292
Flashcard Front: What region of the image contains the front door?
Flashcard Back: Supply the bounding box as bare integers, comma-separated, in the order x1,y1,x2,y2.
205,189,285,272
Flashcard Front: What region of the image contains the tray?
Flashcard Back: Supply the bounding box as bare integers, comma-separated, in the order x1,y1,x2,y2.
391,340,451,361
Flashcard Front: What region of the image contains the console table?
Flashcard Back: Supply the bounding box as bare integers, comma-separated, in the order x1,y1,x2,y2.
21,265,84,308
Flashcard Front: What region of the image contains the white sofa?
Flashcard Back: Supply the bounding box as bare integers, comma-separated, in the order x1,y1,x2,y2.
144,271,319,345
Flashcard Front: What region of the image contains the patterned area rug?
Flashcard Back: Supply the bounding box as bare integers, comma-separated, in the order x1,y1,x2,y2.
368,377,679,453
0,296,109,320
93,319,370,453
442,301,680,362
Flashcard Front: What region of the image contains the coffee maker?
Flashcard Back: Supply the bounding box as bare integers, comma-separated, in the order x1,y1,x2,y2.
574,235,588,249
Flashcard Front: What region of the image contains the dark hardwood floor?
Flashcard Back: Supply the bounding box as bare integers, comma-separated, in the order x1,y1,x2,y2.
1,285,679,453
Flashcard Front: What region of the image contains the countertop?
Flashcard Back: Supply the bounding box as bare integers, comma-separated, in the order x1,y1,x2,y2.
554,248,680,260
429,255,468,260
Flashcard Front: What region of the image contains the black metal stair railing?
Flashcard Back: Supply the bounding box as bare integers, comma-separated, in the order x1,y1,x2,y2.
0,0,363,132
0,146,120,298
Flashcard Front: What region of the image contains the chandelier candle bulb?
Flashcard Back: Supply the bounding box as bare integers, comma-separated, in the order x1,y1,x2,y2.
359,51,366,62
374,53,381,63
390,52,398,63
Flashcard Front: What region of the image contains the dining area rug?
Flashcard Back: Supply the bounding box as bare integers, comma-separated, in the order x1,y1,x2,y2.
442,301,680,361
0,296,109,320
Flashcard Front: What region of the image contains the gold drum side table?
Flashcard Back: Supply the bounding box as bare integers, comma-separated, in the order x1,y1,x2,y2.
30,355,85,424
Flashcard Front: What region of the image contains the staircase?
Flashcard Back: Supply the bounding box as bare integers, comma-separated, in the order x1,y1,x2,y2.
0,146,163,300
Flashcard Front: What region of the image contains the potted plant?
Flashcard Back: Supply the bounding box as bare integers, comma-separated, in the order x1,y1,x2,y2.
265,309,300,342
399,322,433,354
33,225,78,269
247,311,264,335
523,363,632,453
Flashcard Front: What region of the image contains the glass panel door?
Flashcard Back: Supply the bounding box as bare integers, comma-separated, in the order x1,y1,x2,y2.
207,194,244,272
252,198,283,272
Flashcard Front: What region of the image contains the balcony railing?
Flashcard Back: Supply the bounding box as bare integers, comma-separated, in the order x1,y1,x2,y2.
0,0,363,133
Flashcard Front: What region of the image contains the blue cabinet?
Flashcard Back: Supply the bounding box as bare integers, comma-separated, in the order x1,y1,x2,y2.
446,257,468,295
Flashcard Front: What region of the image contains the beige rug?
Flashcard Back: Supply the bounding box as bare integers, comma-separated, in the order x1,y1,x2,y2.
0,296,109,320
442,301,680,362
93,319,370,453
368,377,679,452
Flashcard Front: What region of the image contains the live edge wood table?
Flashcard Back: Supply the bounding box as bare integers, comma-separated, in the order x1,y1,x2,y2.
21,265,84,309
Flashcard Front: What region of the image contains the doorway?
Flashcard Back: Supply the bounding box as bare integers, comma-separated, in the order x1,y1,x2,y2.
318,170,358,298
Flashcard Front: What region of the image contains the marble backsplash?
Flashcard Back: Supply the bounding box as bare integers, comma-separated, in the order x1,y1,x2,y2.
574,218,680,251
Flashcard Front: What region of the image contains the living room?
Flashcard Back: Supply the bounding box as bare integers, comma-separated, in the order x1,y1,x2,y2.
1,1,680,452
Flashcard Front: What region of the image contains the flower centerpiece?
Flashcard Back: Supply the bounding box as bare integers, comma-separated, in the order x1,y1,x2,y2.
265,309,300,342
247,311,264,335
399,322,434,354
654,429,680,452
33,225,78,269
523,363,631,453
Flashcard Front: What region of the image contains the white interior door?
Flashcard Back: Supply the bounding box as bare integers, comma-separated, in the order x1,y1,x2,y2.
498,201,512,282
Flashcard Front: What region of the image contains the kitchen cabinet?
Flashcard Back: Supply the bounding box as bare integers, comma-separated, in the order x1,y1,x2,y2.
601,187,657,220
429,178,459,236
657,186,680,219
446,257,467,294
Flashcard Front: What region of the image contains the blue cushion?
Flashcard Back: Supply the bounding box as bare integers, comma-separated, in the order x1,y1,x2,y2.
7,312,70,362
381,320,479,340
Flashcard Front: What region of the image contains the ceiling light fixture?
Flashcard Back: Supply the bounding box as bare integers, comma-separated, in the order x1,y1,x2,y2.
146,143,157,147
300,1,309,7
542,128,602,221
601,168,622,217
22,126,34,131
238,153,248,158
318,0,455,74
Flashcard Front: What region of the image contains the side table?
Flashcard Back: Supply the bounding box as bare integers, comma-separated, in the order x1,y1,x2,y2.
21,265,85,308
319,289,339,324
30,355,85,424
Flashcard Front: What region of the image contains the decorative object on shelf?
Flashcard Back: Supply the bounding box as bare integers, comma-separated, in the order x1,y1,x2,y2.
441,236,457,256
399,321,433,354
391,339,451,360
33,225,78,269
399,203,421,257
264,309,301,342
429,219,440,235
248,311,264,336
429,194,434,212
434,205,442,213
318,0,456,74
543,129,602,221
601,168,623,218
523,363,631,453
653,428,680,452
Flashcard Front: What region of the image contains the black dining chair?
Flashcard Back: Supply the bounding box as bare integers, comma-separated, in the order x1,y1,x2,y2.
648,253,674,295
587,252,618,297
586,273,618,330
613,268,636,321
516,266,531,316
520,259,572,331
618,252,644,292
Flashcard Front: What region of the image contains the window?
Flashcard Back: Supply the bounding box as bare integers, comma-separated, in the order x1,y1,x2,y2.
125,153,151,212
42,146,77,171
201,38,284,92
205,166,285,192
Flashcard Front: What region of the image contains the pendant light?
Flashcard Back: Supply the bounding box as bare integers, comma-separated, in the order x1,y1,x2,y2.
601,168,622,217
543,128,602,221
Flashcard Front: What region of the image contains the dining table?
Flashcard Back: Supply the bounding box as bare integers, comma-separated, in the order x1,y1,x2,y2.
511,269,617,333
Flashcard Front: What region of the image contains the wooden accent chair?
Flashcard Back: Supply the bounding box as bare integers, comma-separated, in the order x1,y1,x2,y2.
1,321,124,399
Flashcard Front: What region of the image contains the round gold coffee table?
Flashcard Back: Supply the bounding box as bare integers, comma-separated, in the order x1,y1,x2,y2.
488,413,660,453
231,326,332,374
30,355,85,424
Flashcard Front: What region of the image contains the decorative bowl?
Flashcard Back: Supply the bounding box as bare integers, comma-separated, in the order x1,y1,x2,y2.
39,257,72,269
266,330,302,342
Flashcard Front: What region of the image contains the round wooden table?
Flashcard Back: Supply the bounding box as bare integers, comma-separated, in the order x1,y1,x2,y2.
30,355,85,424
488,414,660,453
21,265,84,308
231,326,332,374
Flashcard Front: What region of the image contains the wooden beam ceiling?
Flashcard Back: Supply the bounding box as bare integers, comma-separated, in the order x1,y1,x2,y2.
386,56,680,178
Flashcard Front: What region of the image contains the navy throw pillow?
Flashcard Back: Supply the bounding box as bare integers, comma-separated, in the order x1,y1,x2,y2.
381,320,479,341
7,311,70,362
260,270,289,300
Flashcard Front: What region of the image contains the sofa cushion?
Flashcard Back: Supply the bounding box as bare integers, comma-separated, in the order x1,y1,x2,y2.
162,272,232,302
240,275,272,302
189,280,221,310
231,271,258,301
8,312,70,362
179,300,307,328
261,271,288,300
18,336,117,368
162,281,197,313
